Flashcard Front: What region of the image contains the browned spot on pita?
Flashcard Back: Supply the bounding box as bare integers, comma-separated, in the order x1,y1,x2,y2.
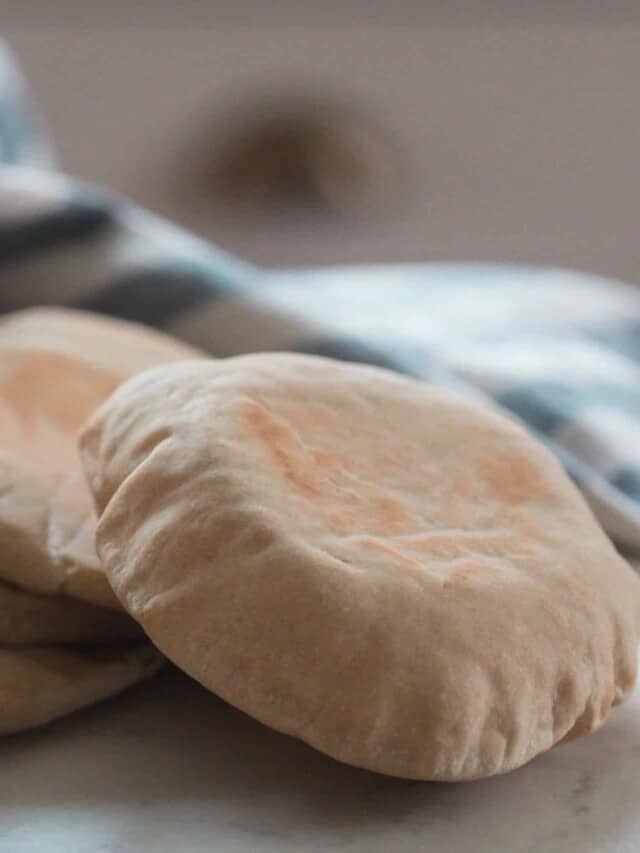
476,449,552,505
1,351,119,439
358,536,506,583
447,474,475,499
401,531,534,561
374,496,409,530
323,493,410,537
0,353,122,529
280,402,338,433
359,536,426,571
243,401,411,534
313,449,342,470
447,560,498,583
326,511,350,531
243,400,322,500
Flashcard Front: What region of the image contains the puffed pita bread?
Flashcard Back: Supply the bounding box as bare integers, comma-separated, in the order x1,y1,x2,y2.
0,579,141,646
80,354,640,781
0,308,204,610
0,307,202,375
0,643,163,735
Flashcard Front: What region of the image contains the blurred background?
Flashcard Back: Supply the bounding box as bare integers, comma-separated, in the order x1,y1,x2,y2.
6,1,640,279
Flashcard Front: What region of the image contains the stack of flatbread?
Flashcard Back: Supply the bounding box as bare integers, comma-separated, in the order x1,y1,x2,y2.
0,307,203,734
4,309,639,781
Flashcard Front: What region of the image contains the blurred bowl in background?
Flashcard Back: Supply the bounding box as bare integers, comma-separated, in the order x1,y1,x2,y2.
189,90,409,219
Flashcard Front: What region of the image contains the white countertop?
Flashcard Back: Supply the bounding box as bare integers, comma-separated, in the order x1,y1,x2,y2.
3,661,640,853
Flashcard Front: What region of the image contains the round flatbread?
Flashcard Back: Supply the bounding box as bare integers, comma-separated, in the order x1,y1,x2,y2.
0,306,201,375
0,308,205,609
0,578,141,646
0,643,163,735
80,354,640,780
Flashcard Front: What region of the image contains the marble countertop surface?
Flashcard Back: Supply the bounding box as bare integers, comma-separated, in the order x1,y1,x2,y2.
2,662,640,853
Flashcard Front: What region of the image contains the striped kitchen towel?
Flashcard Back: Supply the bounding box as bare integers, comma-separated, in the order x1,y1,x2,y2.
1,44,638,550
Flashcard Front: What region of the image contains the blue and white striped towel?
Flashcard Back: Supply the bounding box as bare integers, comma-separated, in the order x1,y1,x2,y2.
1,44,638,551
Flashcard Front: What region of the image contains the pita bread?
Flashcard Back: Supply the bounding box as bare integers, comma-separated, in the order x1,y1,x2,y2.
0,308,204,609
0,306,200,375
0,643,162,735
80,354,640,780
0,579,141,646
